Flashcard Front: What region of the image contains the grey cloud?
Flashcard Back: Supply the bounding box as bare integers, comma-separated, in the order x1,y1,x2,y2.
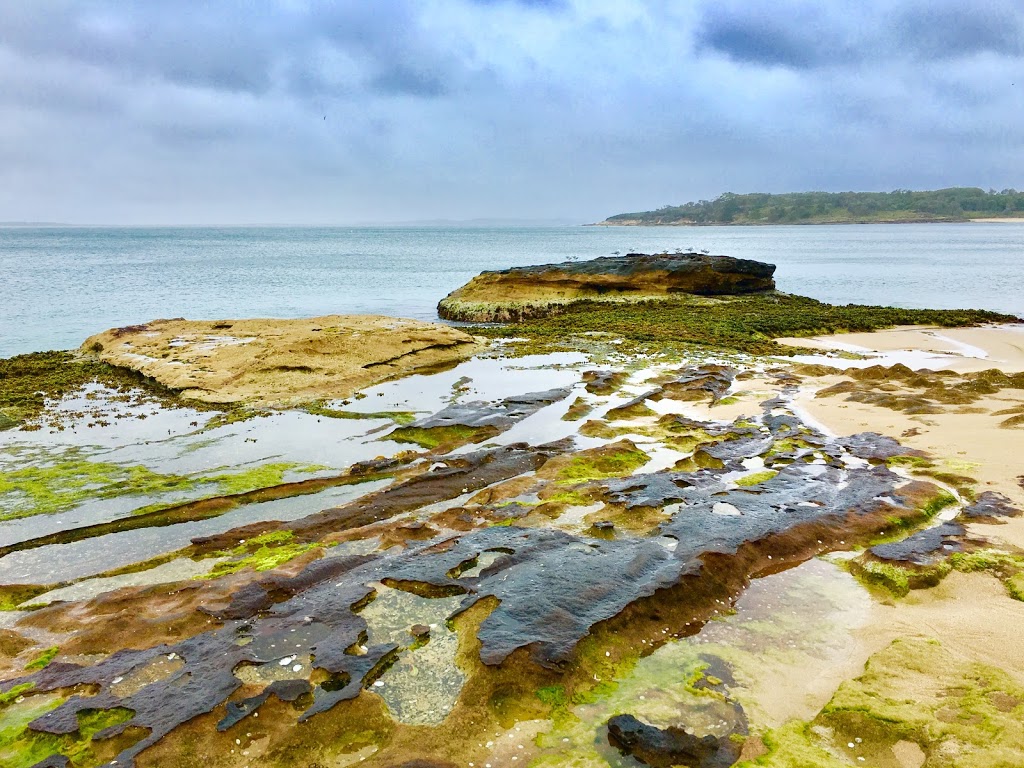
697,0,1024,68
893,3,1023,59
0,0,482,99
696,6,851,68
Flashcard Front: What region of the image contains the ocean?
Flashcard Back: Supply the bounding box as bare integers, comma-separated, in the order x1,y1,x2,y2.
2,222,1022,358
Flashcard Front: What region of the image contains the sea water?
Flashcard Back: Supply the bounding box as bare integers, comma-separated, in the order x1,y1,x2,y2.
2,222,1022,357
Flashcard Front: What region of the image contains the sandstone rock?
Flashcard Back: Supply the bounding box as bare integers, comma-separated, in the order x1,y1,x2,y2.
437,252,775,322
81,315,480,406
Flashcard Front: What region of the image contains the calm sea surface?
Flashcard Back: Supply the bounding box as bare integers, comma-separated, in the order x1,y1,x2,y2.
2,223,1022,357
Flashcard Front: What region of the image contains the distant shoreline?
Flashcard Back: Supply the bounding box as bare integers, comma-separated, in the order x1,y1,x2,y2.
589,216,1024,227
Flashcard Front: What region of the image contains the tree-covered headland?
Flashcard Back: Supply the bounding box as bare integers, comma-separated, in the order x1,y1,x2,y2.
601,187,1024,225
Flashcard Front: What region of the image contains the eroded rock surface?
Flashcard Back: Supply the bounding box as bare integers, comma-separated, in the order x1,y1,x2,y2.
81,315,480,405
437,253,775,321
0,357,971,768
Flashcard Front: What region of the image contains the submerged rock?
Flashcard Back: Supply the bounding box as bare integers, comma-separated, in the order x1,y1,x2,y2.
81,315,480,405
437,253,776,322
607,714,741,768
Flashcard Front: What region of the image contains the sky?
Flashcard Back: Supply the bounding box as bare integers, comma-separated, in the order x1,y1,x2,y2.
1,0,1022,225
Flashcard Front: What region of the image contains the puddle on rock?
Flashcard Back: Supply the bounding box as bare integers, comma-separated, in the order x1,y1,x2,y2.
359,583,466,726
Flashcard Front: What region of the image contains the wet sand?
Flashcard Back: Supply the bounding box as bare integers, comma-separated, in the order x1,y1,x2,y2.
793,325,1024,548
778,323,1024,373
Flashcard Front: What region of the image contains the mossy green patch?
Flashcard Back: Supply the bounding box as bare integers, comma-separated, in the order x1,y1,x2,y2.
202,530,321,578
851,548,1024,600
848,559,952,598
555,445,649,483
886,454,935,469
739,720,847,767
767,437,814,456
605,401,657,420
744,637,1024,767
0,585,49,612
386,424,499,450
24,646,58,671
0,698,137,768
921,491,958,517
561,397,593,422
735,470,778,487
0,684,34,706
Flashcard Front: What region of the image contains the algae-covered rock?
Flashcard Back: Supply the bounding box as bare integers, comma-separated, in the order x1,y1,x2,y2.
81,315,480,405
437,253,776,322
746,637,1024,768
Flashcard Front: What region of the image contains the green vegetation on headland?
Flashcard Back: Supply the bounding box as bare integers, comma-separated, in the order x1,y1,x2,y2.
601,187,1024,225
475,292,1016,355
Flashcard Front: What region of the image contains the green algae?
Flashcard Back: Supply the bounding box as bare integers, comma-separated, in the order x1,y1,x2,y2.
472,293,1013,356
0,468,393,562
735,470,779,487
0,685,34,707
807,638,1024,768
561,396,593,422
767,437,815,457
202,530,321,578
922,491,958,517
386,424,499,450
24,646,59,671
555,445,650,483
0,697,137,768
202,461,328,497
850,548,1024,601
0,692,66,768
739,720,846,768
605,401,657,420
0,585,49,612
0,445,327,522
848,559,951,598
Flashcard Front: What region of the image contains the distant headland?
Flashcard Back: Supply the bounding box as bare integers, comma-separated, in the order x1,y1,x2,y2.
595,187,1024,226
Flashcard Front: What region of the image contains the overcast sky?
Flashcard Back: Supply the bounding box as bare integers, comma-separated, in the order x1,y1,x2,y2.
2,0,1022,224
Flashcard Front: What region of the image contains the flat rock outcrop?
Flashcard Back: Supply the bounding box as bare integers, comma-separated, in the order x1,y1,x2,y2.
81,315,479,405
437,252,775,322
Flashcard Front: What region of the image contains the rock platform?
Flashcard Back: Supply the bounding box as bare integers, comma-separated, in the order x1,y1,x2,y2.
437,252,776,322
81,315,480,405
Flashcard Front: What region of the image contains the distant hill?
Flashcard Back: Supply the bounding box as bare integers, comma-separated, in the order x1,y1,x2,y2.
598,188,1024,226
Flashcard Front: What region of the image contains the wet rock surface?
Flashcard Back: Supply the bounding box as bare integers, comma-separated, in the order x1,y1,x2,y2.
398,387,571,430
607,714,741,768
962,491,1023,522
0,352,974,768
657,365,737,404
870,521,966,566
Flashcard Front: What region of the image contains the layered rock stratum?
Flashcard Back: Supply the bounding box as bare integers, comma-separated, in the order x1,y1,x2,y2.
81,315,479,405
437,252,776,322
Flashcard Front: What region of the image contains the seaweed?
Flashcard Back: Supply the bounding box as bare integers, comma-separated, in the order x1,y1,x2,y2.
472,293,1013,355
